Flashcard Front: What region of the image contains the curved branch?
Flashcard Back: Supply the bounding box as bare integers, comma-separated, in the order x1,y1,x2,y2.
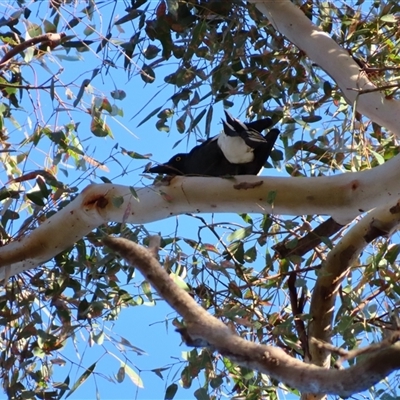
248,0,400,137
273,217,344,258
0,33,66,68
308,202,400,368
102,236,400,397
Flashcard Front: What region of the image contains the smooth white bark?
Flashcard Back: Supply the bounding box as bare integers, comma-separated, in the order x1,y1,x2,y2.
248,0,400,137
2,159,400,281
2,0,400,283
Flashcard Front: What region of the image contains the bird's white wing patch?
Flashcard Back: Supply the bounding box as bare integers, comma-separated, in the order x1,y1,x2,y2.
217,132,254,163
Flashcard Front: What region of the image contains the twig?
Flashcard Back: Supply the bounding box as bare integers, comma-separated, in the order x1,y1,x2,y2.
288,272,310,360
346,83,400,95
274,217,345,258
0,33,66,68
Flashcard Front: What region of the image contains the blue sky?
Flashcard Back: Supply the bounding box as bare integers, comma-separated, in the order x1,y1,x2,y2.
2,1,393,399
0,4,290,396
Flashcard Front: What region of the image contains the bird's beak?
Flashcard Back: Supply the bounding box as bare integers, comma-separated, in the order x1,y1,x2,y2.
145,163,177,174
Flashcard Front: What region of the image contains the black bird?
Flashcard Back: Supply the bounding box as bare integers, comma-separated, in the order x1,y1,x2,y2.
146,111,280,176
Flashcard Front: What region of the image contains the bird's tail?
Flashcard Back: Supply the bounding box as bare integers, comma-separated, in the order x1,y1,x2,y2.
263,128,280,161
224,110,273,133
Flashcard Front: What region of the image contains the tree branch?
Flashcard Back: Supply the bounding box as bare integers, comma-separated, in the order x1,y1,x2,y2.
0,33,66,68
102,236,400,397
308,202,400,368
248,0,400,137
3,165,400,281
274,217,344,258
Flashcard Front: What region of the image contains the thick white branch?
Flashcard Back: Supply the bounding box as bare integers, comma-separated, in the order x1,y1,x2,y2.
2,159,400,281
248,0,400,136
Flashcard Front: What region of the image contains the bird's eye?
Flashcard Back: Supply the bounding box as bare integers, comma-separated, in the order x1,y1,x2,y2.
175,156,181,162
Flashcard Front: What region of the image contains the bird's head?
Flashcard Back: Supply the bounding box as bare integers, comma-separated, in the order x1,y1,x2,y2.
146,153,187,175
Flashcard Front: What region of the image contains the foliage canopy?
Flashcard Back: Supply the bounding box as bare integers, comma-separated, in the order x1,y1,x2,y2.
1,0,400,399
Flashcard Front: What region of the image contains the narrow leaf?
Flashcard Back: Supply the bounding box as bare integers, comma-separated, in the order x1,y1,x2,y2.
124,364,144,388
137,106,162,127
66,362,96,398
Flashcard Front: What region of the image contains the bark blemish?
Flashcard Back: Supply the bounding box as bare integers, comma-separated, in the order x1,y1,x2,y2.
84,194,109,209
351,180,359,191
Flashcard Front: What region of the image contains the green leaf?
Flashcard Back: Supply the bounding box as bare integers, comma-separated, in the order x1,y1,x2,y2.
370,150,385,165
116,366,125,383
166,0,179,17
27,23,42,38
0,188,20,201
73,78,90,107
205,106,213,138
194,387,210,400
156,119,170,132
244,245,257,263
141,280,153,301
301,115,322,123
227,226,252,242
171,89,192,106
124,364,144,388
170,273,190,291
26,191,46,206
43,19,56,33
385,244,400,264
83,24,96,37
92,331,104,345
111,90,126,100
63,40,94,49
122,148,150,160
380,14,397,23
115,9,143,25
111,196,124,208
323,81,332,97
137,106,162,127
143,44,160,60
157,108,174,119
164,383,178,400
141,64,155,83
175,67,196,87
187,109,207,133
267,190,277,205
67,17,80,29
210,375,223,389
176,116,186,133
66,362,96,398
229,281,242,298
32,346,46,359
91,117,112,137
184,20,207,61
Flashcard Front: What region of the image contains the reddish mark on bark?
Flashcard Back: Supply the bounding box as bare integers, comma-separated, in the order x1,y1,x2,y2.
234,181,263,190
84,194,109,209
351,180,359,190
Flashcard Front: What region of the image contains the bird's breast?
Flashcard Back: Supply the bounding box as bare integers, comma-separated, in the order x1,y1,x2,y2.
217,133,255,164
